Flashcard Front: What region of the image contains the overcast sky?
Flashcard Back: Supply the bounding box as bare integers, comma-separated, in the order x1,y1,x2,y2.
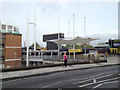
0,1,118,47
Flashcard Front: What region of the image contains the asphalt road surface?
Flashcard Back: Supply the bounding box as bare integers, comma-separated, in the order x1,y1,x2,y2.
2,65,120,89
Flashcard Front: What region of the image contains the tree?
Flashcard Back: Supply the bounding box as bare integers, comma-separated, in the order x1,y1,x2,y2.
80,45,93,48
113,39,120,43
29,42,40,48
62,44,93,49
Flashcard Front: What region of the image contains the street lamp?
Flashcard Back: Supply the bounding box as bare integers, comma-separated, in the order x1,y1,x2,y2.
14,53,16,68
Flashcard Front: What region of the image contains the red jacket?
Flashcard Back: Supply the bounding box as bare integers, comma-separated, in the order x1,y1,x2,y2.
64,55,68,61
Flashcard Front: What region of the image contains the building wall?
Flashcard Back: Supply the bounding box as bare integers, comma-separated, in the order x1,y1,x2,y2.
5,34,21,46
3,34,22,68
5,60,21,68
5,48,22,59
43,33,64,50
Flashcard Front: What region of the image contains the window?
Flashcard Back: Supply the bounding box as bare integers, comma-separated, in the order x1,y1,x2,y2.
8,25,12,30
2,64,4,68
2,24,6,29
14,27,16,31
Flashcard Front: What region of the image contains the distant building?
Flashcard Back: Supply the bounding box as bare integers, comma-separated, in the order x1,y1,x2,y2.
43,33,64,50
0,23,19,34
0,23,22,68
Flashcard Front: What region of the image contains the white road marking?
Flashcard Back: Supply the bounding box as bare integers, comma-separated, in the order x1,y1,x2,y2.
48,72,63,77
79,82,94,88
14,72,65,80
42,81,63,88
93,80,120,89
43,78,87,88
96,77,120,84
79,77,120,88
85,68,95,71
90,73,105,79
42,78,87,88
103,80,120,85
73,78,92,85
74,73,113,85
2,79,21,83
93,79,96,83
94,74,113,79
93,83,103,89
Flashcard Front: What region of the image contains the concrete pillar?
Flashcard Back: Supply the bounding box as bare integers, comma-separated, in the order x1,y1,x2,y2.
6,23,8,33
41,52,43,59
51,52,53,58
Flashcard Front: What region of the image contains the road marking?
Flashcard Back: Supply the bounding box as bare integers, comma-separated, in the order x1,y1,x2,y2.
79,77,120,88
79,82,94,88
93,79,96,83
2,79,21,83
73,78,91,85
93,80,120,89
43,77,88,88
42,81,63,88
48,72,64,77
94,74,113,79
90,73,105,79
75,74,113,85
93,83,103,89
96,77,120,84
85,68,95,71
15,72,65,80
103,80,120,85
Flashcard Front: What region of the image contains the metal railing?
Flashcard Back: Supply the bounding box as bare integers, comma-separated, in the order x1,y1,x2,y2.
22,53,107,63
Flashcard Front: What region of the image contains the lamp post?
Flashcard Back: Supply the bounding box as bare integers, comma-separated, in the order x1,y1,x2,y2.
73,14,75,60
84,17,87,55
26,10,29,67
58,19,60,57
14,53,16,68
68,21,70,59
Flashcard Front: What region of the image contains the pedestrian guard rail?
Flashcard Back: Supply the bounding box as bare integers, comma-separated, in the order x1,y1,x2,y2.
22,53,107,63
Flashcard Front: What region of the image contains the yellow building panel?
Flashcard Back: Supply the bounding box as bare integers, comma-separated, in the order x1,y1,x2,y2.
69,49,82,53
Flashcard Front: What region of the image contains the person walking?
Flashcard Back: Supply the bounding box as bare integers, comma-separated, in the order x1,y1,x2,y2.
63,52,68,67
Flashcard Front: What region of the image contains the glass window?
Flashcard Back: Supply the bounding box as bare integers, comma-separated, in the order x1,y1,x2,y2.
2,64,4,68
2,24,6,29
8,25,12,29
14,27,16,31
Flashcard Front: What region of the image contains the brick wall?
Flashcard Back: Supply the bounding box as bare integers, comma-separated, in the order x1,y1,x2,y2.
4,34,22,68
5,34,21,46
5,48,22,59
5,60,21,68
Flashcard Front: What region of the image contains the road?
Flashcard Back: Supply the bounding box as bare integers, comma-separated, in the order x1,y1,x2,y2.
2,65,120,89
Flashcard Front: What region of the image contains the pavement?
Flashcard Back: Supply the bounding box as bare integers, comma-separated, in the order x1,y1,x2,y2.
1,55,119,81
